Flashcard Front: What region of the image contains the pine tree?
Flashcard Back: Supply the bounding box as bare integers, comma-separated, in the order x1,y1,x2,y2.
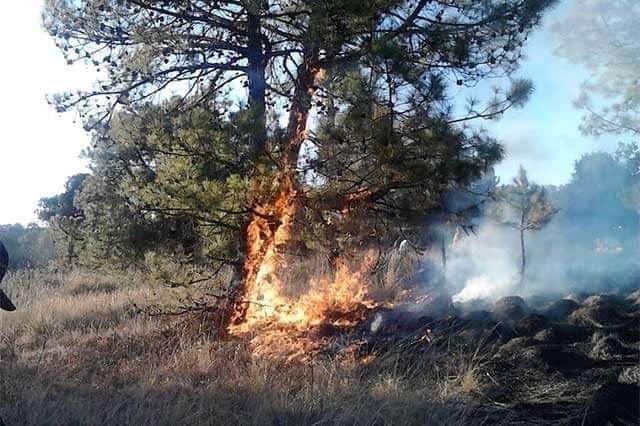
553,0,640,137
492,166,558,286
44,0,557,315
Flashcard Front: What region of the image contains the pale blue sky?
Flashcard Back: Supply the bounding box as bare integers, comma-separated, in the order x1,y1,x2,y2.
1,1,92,225
487,0,623,185
0,1,623,225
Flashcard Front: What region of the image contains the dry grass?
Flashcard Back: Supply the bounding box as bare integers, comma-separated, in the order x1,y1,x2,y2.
0,269,485,425
437,359,484,399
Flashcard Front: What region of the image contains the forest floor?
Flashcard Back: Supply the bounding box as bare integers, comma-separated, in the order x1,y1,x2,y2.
0,270,638,425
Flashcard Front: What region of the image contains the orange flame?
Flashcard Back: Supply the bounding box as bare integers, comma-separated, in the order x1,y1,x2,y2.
228,177,379,360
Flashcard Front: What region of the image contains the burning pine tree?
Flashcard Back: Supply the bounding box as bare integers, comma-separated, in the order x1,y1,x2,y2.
44,0,556,351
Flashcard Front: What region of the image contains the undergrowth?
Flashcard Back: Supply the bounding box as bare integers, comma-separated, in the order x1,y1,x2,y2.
0,269,488,425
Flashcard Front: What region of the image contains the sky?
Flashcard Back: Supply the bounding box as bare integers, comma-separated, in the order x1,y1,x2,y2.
0,1,93,225
0,1,624,225
486,0,622,185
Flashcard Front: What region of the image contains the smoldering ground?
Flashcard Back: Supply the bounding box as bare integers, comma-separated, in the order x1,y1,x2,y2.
433,174,639,307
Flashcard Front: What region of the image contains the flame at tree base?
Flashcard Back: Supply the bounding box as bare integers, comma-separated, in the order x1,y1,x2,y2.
229,253,381,361
226,176,384,361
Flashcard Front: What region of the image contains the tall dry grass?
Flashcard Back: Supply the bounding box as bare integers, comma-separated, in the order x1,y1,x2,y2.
0,268,486,425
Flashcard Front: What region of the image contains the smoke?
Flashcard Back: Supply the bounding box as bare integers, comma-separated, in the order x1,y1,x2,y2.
428,149,640,307
448,223,520,303
438,200,639,306
396,0,640,308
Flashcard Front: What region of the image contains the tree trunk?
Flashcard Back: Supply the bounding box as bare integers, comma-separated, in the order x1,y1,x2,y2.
223,48,321,330
218,11,268,332
440,231,447,272
518,192,527,287
519,227,526,286
283,48,321,168
246,12,267,159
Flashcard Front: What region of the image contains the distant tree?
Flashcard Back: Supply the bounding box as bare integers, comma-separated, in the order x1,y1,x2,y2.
565,152,627,213
492,166,558,285
548,150,639,254
0,224,56,269
538,149,640,283
553,0,640,136
38,173,89,265
38,173,89,224
555,151,636,239
616,142,640,212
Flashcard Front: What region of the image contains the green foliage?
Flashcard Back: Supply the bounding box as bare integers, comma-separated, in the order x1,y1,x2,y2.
38,102,254,270
80,101,251,267
305,68,506,249
493,166,558,232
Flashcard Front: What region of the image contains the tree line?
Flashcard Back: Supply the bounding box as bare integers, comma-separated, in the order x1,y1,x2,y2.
35,142,638,285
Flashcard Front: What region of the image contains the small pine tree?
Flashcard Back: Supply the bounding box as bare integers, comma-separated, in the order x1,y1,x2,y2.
492,166,558,286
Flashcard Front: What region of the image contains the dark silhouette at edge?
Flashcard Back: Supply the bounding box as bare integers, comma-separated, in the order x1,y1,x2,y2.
0,240,16,311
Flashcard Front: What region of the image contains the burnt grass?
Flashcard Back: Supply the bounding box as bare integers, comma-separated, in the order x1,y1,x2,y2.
0,270,638,425
340,288,640,425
